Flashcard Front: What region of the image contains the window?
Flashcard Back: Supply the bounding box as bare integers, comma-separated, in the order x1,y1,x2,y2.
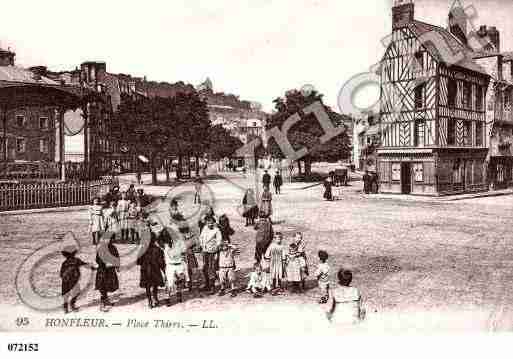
392,163,401,181
16,115,25,127
415,83,425,109
476,122,483,146
414,51,424,72
448,79,457,108
464,121,472,146
413,163,424,182
16,138,26,153
39,117,49,129
414,119,425,147
39,139,49,153
505,91,511,110
447,118,456,145
462,82,472,109
476,86,483,110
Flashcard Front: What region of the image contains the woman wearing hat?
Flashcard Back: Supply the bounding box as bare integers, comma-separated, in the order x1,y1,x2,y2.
95,232,120,312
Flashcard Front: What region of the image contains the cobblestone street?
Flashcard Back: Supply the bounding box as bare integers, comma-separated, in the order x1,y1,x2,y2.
2,173,513,332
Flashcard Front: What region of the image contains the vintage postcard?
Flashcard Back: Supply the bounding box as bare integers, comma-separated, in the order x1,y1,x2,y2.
1,0,513,351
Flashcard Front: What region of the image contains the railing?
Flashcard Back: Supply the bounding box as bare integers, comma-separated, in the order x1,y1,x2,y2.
0,178,114,212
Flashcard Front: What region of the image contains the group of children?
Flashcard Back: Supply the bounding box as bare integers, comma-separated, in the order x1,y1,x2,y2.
89,187,149,245
246,232,331,304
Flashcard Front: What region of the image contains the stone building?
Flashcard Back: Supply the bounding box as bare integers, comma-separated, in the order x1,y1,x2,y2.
0,48,57,164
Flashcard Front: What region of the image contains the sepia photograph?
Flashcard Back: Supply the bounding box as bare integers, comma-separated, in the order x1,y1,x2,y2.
1,0,513,353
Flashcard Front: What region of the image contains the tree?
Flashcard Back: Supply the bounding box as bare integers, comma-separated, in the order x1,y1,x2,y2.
110,91,210,184
207,124,244,161
265,89,351,176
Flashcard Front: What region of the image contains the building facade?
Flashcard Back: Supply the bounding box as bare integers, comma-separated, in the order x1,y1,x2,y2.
377,0,497,195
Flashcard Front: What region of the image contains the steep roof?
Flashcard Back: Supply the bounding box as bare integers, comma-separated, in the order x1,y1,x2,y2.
407,20,489,76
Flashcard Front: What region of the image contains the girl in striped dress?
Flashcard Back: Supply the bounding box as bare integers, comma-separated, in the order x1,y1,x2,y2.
89,197,105,246
264,232,286,294
117,192,130,242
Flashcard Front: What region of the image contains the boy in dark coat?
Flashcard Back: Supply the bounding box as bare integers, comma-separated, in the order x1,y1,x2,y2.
60,245,96,314
273,171,283,194
95,232,120,312
137,232,165,308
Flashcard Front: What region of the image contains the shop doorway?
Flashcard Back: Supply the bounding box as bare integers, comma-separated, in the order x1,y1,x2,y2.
401,163,411,194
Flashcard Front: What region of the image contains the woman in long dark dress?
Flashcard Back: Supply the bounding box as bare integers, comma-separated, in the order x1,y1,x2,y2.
137,232,165,308
323,176,334,201
242,189,258,226
254,212,274,263
95,232,120,312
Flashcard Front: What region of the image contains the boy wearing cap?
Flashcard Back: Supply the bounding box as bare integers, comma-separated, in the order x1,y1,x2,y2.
217,239,239,297
60,245,96,314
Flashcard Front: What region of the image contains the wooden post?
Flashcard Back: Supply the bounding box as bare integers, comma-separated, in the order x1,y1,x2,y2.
83,103,90,180
57,108,66,182
2,107,6,166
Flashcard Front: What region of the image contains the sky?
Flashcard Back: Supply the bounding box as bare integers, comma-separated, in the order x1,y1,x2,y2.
1,0,512,152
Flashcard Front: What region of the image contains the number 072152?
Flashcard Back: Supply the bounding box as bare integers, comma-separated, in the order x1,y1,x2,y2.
7,343,39,352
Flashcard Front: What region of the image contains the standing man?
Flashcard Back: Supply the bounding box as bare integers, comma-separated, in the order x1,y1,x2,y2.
363,170,371,194
273,171,283,194
199,216,222,294
193,175,203,204
262,170,271,191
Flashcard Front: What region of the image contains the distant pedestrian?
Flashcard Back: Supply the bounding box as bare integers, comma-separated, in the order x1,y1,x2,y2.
193,175,203,204
95,232,120,312
242,189,258,226
137,231,165,309
273,171,283,194
323,176,333,201
127,201,139,243
315,250,330,304
363,170,371,194
60,245,96,314
89,197,105,246
262,170,271,190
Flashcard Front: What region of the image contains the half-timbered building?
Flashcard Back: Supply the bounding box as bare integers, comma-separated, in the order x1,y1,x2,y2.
378,0,492,195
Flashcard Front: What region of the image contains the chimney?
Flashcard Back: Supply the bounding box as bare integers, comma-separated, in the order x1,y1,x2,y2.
448,6,467,45
476,25,500,53
392,0,414,30
0,47,15,66
488,26,500,52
